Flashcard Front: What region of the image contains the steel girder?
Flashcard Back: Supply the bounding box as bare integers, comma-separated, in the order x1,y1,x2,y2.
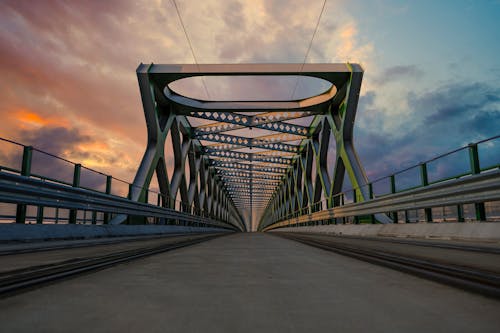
127,63,375,231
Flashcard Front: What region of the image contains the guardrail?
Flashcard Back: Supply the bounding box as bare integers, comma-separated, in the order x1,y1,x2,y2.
263,170,500,231
0,171,235,230
261,135,500,231
0,137,236,230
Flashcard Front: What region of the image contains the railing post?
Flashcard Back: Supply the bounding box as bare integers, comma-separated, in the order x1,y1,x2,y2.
68,163,81,224
390,175,396,193
156,193,162,224
457,204,464,222
16,146,33,224
36,206,44,224
469,143,486,221
128,183,133,199
420,163,432,222
420,163,429,187
103,175,112,224
340,194,346,224
390,175,399,223
368,183,375,224
126,183,133,224
20,146,33,177
353,189,359,224
468,143,481,174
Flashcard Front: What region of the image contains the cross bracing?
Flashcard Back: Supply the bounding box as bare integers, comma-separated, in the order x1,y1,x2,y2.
211,162,288,174
210,158,292,169
193,120,309,136
227,190,275,196
202,138,300,153
227,184,277,190
220,178,281,187
191,111,312,136
128,63,377,231
228,193,275,198
216,170,284,181
205,150,294,165
199,132,305,146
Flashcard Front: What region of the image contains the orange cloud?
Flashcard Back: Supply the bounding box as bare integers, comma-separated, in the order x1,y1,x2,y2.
77,141,109,152
14,109,70,129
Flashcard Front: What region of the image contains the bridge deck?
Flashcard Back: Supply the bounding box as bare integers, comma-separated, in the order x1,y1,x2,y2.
1,233,499,332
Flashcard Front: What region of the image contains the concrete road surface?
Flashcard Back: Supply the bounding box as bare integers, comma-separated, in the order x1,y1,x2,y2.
1,233,499,332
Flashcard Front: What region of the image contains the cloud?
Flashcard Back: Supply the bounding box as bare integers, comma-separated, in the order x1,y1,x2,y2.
0,0,356,144
2,113,139,188
0,0,196,184
360,90,376,107
211,0,332,63
18,126,91,156
13,109,70,129
355,81,500,182
463,109,500,134
374,65,424,85
408,82,500,123
2,126,94,186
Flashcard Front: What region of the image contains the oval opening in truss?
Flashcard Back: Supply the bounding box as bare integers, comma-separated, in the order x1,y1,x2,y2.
167,75,335,102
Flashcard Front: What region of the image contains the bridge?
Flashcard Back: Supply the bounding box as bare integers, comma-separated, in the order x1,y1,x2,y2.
1,63,500,332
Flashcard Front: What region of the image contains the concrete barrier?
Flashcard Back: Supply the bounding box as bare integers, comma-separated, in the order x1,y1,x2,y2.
271,222,500,243
0,224,231,242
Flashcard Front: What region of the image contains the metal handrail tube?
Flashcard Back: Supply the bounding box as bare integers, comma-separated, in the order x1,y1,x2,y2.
0,172,237,230
264,170,500,231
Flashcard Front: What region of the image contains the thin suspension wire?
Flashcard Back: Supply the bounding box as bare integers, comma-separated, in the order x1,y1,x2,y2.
171,0,211,100
290,0,327,100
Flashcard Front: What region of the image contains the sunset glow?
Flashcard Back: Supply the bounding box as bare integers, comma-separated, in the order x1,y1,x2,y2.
14,109,69,129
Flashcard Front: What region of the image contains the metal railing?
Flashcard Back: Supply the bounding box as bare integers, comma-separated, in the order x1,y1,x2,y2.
262,135,500,231
0,137,237,230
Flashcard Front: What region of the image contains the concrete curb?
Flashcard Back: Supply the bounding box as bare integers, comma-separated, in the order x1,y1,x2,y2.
271,222,500,243
0,224,230,242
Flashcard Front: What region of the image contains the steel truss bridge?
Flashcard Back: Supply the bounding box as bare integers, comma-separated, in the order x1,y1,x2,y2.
127,63,379,232
0,63,499,232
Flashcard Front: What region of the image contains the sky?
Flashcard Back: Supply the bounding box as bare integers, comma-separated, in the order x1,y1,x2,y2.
0,0,499,214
